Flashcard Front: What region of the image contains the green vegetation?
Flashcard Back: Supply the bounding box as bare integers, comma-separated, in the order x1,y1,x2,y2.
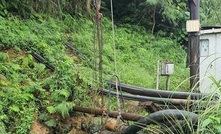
0,16,93,133
0,14,188,133
0,0,221,133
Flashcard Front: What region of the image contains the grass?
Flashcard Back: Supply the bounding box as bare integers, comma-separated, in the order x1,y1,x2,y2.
0,14,191,133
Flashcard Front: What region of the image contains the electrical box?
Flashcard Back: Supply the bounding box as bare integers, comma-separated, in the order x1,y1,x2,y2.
199,28,221,93
186,20,200,32
161,61,174,76
200,39,209,57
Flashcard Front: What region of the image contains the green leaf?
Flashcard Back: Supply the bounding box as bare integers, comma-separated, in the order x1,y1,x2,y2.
210,116,221,124
214,125,221,133
202,118,213,127
43,100,50,105
21,93,34,101
0,52,8,61
146,0,159,5
0,114,8,120
11,64,21,70
0,121,6,134
0,79,9,86
58,89,70,98
209,76,221,89
10,105,20,112
47,106,56,114
54,102,75,118
34,63,45,73
53,89,70,101
45,119,56,127
39,113,48,121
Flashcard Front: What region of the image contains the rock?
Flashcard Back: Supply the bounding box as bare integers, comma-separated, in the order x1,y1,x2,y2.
29,121,49,134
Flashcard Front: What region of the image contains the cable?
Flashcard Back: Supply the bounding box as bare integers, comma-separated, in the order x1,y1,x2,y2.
108,0,126,126
110,0,117,73
107,75,125,121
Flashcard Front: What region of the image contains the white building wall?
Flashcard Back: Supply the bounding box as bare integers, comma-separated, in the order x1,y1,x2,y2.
199,30,221,93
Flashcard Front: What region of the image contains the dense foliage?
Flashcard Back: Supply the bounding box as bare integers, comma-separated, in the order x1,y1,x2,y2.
105,0,188,42
0,14,189,133
0,0,87,17
200,0,221,26
0,0,221,133
0,16,93,133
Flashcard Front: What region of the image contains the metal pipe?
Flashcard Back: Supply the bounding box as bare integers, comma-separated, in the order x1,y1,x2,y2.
72,106,143,121
111,82,208,100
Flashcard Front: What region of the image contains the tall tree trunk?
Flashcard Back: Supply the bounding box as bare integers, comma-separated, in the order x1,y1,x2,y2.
151,5,156,34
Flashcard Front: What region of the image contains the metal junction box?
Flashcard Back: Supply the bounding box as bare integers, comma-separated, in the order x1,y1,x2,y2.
161,61,174,76
200,28,221,93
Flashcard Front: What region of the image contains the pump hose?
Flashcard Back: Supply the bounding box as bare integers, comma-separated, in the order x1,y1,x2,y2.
111,82,210,100
102,89,194,105
29,50,55,71
120,109,198,134
159,120,194,134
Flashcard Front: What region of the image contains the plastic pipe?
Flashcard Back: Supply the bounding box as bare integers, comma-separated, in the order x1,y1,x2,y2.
120,109,198,134
102,89,194,105
111,82,209,100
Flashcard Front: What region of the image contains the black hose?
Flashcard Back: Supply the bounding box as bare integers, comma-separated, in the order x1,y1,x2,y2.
25,47,55,71
111,82,209,100
159,120,195,134
102,89,194,105
30,51,55,71
120,109,198,134
65,43,88,59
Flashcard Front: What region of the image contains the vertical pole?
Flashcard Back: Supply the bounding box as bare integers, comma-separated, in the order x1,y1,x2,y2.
166,76,170,90
188,0,200,91
156,60,160,90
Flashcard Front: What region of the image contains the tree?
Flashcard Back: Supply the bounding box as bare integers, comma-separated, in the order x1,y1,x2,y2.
200,0,221,26
0,0,88,18
104,0,189,45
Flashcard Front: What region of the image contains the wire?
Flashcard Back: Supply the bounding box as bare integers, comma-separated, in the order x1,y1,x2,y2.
107,75,125,122
110,0,117,73
109,0,126,125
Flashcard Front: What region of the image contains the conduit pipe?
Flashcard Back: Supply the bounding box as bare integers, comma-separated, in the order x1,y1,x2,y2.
120,109,198,134
102,89,194,105
111,82,209,100
28,49,55,71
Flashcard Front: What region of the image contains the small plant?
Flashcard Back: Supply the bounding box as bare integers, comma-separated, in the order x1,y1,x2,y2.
196,76,221,134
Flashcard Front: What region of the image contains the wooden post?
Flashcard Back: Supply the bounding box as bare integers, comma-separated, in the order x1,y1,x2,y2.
188,0,200,91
